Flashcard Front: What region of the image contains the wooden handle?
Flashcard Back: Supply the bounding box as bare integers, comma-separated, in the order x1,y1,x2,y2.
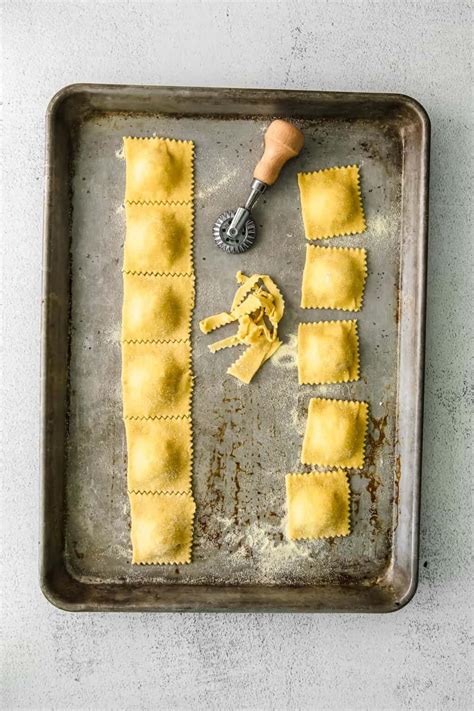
253,119,304,185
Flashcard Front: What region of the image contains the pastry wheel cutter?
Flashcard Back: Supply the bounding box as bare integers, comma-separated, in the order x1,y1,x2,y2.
214,119,304,253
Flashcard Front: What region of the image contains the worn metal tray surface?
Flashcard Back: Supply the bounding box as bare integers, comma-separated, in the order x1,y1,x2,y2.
41,85,429,612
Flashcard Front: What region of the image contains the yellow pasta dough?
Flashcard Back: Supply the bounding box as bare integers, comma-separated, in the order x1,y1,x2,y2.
286,471,350,540
301,245,367,311
198,293,262,335
129,492,195,564
124,202,193,274
122,341,192,418
297,165,366,239
298,320,360,385
122,135,196,566
124,137,194,204
200,271,284,384
227,336,282,385
122,273,194,342
125,417,192,493
301,398,368,469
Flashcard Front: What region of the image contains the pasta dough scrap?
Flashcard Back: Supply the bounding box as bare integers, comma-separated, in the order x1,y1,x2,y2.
297,165,366,239
228,272,285,323
209,334,240,353
227,337,282,385
301,245,367,311
125,417,192,493
124,137,194,204
122,273,194,342
129,492,195,564
286,471,350,540
298,320,360,385
199,271,285,384
198,292,263,335
301,398,368,469
124,202,193,274
122,341,192,418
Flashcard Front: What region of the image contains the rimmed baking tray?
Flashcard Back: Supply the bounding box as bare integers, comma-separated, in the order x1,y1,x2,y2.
41,85,429,612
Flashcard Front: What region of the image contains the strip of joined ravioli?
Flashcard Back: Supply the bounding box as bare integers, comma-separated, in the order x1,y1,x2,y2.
122,137,196,565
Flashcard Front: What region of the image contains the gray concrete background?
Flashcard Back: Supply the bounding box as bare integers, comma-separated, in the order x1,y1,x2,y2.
1,1,472,709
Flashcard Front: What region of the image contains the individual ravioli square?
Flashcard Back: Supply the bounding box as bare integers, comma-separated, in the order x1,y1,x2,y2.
286,471,350,540
297,165,366,239
124,137,194,203
129,492,195,564
124,202,193,274
301,398,368,469
298,320,360,385
301,245,367,311
122,273,194,342
125,417,192,493
122,341,191,418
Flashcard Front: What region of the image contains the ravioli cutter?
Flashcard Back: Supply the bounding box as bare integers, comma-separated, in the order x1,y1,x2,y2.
214,119,304,253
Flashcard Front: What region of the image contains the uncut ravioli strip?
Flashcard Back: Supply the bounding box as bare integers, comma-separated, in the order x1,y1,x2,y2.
298,320,360,385
298,165,366,240
199,271,285,384
129,492,195,564
122,136,196,565
122,273,194,342
301,398,368,469
286,471,350,540
301,245,367,311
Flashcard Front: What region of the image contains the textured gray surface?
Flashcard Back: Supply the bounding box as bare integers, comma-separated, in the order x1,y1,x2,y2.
1,0,472,708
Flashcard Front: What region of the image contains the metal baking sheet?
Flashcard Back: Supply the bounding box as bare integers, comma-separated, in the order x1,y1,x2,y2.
41,85,429,612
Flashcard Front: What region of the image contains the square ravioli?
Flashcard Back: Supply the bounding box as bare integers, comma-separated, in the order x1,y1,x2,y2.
301,398,368,469
286,471,350,540
122,341,192,418
301,245,367,311
129,492,195,564
122,273,194,342
124,137,194,203
298,320,360,385
125,417,192,493
124,202,193,274
297,165,366,239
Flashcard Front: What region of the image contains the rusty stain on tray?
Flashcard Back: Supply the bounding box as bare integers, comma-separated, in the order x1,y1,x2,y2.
392,454,402,530
357,412,389,540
